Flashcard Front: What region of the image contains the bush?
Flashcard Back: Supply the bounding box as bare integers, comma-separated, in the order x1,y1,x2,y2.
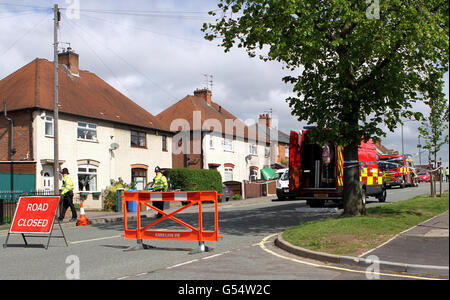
102,178,136,212
170,168,222,194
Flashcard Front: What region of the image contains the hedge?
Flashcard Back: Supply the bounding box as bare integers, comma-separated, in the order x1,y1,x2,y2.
170,168,222,194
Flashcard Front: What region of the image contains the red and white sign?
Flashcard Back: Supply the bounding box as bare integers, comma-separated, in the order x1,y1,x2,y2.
9,196,60,234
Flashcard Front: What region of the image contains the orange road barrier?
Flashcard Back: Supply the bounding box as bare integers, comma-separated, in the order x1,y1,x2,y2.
122,190,223,253
76,201,89,226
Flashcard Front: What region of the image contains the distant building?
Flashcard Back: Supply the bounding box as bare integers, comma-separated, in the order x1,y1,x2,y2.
157,89,271,183
249,114,290,169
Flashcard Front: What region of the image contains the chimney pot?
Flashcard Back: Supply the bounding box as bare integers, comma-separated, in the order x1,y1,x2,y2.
194,88,212,105
58,48,79,75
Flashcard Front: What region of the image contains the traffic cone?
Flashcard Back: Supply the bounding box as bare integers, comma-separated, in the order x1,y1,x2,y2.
76,201,89,226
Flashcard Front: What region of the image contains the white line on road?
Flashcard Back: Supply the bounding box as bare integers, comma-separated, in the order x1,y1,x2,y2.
69,235,122,244
166,259,199,269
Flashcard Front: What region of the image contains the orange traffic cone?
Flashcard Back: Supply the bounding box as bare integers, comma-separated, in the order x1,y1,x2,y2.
76,201,89,226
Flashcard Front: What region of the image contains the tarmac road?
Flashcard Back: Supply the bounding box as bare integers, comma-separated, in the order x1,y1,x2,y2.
0,182,447,280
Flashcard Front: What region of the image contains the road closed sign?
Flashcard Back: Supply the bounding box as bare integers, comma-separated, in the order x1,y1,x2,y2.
9,196,60,234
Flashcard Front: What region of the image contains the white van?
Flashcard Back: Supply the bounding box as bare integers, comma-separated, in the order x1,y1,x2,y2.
276,169,295,200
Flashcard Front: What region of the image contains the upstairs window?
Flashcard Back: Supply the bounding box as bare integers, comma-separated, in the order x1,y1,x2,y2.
45,115,54,137
162,136,168,152
224,137,233,151
77,122,97,141
131,130,146,148
249,143,257,155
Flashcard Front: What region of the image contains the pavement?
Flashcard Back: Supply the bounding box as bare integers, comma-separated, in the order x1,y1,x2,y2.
33,194,450,278
276,210,449,278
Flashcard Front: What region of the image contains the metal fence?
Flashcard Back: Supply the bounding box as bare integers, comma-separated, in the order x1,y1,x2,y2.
0,190,57,225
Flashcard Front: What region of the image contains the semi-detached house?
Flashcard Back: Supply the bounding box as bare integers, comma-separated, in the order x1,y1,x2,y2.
0,49,172,209
157,89,271,189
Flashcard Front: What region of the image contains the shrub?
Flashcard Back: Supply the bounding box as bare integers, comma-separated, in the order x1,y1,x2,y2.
170,168,222,194
102,178,136,212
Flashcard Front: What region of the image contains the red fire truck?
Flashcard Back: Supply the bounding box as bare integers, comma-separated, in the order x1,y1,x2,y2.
378,154,417,188
289,127,386,207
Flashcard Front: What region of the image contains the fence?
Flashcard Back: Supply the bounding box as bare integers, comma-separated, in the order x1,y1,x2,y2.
0,190,56,225
243,180,277,199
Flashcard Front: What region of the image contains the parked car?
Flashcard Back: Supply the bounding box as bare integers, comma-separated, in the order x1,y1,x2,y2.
273,168,288,180
276,169,296,200
417,171,431,183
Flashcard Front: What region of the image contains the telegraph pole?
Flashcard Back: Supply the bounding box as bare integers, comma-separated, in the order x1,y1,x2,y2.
53,4,60,196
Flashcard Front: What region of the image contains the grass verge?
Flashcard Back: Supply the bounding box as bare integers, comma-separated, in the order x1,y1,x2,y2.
282,193,449,257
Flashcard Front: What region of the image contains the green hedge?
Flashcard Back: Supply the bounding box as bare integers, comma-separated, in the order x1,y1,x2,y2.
170,168,222,194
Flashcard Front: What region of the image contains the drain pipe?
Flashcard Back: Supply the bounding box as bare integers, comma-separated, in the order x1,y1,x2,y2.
3,101,15,193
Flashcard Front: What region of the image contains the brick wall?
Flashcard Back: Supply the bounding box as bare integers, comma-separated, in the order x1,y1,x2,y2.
0,110,33,161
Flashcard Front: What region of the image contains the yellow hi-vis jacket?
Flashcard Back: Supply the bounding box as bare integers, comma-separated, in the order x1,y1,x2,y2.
152,173,168,191
61,174,74,195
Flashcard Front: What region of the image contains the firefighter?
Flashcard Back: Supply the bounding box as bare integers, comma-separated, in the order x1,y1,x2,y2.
57,168,77,222
147,166,168,218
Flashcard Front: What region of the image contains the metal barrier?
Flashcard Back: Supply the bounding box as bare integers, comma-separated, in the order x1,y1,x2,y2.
122,190,223,253
0,190,55,225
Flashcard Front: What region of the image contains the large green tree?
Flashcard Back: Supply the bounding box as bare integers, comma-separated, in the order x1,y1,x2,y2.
203,0,449,215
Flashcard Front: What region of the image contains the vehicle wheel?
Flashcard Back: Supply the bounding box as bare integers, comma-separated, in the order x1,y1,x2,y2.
377,187,387,202
400,177,406,189
361,187,367,205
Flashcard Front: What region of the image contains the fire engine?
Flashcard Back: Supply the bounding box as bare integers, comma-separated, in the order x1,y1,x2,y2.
289,127,387,208
378,154,417,188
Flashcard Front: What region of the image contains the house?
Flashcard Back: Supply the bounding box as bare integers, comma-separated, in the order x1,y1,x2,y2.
157,88,271,185
250,113,290,169
0,49,172,209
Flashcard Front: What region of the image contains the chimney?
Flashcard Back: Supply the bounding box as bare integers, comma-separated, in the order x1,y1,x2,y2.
258,113,271,128
58,47,79,75
194,88,212,105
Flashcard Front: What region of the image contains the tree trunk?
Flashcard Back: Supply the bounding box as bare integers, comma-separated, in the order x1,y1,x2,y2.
343,144,364,216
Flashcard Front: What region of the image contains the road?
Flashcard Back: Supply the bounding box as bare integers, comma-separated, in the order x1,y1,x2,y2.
0,182,447,281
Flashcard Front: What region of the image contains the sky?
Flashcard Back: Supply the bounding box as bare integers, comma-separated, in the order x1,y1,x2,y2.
0,0,448,168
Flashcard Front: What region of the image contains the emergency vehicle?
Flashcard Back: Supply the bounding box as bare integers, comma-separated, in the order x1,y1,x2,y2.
289,127,386,207
378,154,417,188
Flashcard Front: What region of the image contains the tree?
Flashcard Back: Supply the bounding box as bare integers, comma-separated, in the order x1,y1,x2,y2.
203,0,449,215
418,84,449,197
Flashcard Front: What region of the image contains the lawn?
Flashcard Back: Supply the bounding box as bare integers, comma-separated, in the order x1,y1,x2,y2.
282,193,449,257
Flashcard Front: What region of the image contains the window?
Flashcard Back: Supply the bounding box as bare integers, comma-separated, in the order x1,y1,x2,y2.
162,136,167,151
132,168,147,190
45,116,53,136
224,167,234,182
209,135,214,149
285,146,289,158
78,165,98,192
77,122,97,141
265,147,270,157
224,137,233,151
249,143,257,155
250,168,258,182
131,130,146,148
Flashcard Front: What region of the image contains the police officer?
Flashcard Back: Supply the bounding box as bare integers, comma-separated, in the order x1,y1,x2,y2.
148,166,168,218
445,167,449,183
58,168,77,222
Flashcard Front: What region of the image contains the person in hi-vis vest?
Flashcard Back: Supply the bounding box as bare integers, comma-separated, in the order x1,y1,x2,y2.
58,168,77,222
146,166,168,218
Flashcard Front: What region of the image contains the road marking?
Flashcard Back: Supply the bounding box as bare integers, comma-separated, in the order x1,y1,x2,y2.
202,253,223,260
258,233,445,280
166,259,199,269
69,235,122,244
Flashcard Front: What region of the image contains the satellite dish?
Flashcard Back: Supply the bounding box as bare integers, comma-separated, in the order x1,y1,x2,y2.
110,143,119,150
